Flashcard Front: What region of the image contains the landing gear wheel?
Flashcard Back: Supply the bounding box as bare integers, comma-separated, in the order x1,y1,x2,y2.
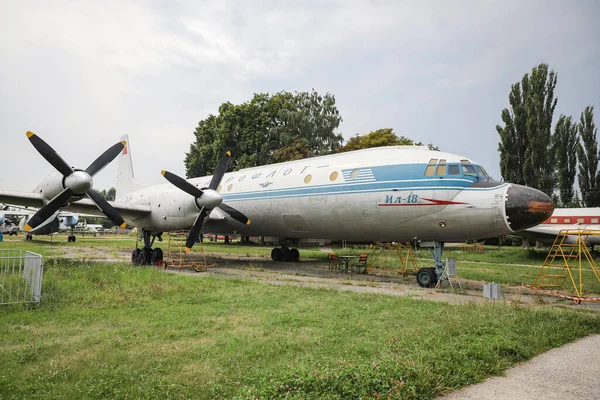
290,248,300,262
132,249,141,264
153,248,163,263
417,267,437,288
281,247,291,261
429,267,439,286
271,248,282,261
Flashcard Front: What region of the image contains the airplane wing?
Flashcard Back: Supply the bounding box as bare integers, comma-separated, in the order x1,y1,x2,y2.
0,190,151,221
519,225,564,241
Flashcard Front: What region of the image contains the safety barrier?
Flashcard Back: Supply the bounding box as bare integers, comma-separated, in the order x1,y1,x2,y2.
0,249,43,305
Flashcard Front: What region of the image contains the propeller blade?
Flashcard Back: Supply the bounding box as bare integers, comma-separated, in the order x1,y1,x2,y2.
24,188,73,231
209,151,231,190
219,203,251,225
87,190,127,228
86,140,127,176
161,170,204,198
26,131,73,176
186,207,208,251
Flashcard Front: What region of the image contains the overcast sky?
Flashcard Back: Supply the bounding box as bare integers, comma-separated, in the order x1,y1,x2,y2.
1,0,598,193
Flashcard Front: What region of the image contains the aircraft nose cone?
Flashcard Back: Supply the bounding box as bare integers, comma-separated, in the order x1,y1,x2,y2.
505,184,554,231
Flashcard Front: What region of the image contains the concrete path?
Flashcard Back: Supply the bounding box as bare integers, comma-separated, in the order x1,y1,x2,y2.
439,334,600,399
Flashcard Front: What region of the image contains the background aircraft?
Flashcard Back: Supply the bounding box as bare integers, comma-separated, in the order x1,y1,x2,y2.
520,207,600,247
0,203,99,242
0,132,554,287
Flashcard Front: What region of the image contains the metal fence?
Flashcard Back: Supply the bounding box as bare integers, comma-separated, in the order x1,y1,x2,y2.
0,249,44,305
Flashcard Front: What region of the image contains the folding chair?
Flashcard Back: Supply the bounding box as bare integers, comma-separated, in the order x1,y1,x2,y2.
328,253,341,271
351,253,368,274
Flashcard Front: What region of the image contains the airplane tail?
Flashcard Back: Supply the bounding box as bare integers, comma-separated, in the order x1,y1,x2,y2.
116,134,146,199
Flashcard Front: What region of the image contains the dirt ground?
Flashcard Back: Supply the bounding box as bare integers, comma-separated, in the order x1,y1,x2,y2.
56,246,600,310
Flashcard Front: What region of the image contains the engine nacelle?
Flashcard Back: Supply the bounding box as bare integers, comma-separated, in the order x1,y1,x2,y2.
38,171,85,204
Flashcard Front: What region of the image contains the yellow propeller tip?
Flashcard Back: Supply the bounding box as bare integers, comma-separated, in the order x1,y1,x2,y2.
26,131,35,138
226,151,231,156
24,224,32,231
246,219,251,225
161,170,166,176
184,247,191,252
121,140,127,146
119,222,127,229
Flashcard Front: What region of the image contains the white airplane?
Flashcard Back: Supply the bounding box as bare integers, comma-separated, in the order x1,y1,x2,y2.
520,207,600,247
0,132,554,287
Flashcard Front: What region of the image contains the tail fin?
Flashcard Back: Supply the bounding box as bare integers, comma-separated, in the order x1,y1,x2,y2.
116,134,146,200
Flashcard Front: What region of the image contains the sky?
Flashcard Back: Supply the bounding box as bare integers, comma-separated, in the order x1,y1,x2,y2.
1,0,599,193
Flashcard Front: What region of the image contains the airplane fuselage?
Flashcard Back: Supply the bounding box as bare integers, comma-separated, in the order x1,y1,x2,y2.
115,146,550,242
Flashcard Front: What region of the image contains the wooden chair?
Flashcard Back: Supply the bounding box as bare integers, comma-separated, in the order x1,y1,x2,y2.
351,253,368,274
328,253,341,271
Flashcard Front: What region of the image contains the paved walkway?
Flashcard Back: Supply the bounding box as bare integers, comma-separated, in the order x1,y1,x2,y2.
439,334,600,399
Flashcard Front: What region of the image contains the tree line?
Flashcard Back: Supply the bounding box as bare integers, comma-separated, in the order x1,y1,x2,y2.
185,90,434,178
497,63,599,207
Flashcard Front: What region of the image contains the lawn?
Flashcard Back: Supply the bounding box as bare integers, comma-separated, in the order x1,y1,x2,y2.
1,255,600,399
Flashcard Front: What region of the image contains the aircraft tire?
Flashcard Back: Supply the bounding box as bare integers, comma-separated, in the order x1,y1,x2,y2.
416,267,436,288
281,247,292,262
132,249,141,264
153,248,163,262
429,267,439,286
271,247,282,261
290,248,300,262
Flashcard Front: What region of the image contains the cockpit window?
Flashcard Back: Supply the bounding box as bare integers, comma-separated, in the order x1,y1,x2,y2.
448,164,460,175
462,164,478,177
474,165,489,178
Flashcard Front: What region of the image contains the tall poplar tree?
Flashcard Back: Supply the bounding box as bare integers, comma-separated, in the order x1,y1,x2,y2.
554,115,578,206
497,63,557,194
577,106,600,206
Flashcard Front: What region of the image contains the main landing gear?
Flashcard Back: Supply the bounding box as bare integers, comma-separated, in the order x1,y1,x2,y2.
416,241,444,288
67,225,76,242
132,229,164,266
271,246,300,262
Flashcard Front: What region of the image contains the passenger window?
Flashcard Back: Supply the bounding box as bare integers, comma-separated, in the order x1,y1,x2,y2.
425,165,436,176
436,165,447,176
448,165,460,175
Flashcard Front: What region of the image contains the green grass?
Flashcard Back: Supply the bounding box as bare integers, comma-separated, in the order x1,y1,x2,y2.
1,260,600,399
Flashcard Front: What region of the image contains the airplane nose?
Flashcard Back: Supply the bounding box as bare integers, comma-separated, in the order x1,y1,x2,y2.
505,184,554,231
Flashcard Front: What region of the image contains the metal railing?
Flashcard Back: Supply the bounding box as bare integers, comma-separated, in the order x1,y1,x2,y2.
0,249,44,305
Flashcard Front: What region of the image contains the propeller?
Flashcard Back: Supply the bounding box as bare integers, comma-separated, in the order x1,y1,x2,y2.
161,151,250,251
24,131,127,231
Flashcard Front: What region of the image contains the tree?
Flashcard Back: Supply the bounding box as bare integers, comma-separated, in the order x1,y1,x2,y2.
338,128,437,152
497,63,557,194
553,115,578,206
577,106,600,207
185,90,343,177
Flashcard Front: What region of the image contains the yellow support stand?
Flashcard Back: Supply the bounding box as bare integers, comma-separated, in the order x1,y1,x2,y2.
367,242,419,275
163,230,215,272
531,229,600,301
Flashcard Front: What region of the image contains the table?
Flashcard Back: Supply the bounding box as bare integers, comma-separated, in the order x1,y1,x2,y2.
337,255,358,272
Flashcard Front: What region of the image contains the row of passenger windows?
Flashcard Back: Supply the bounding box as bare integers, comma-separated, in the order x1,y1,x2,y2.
424,159,490,178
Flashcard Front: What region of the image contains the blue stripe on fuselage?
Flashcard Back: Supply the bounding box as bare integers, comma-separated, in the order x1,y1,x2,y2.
221,163,504,203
